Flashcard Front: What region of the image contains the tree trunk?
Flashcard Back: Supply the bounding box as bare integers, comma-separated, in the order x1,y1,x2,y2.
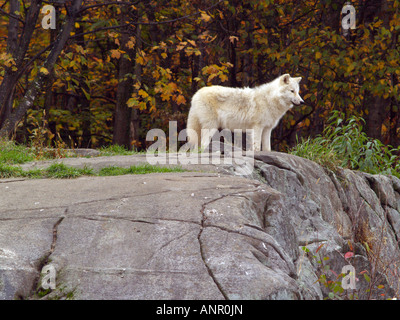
362,0,390,142
0,0,25,127
112,2,142,149
112,30,136,148
75,23,91,148
365,95,388,142
0,0,84,138
130,25,142,149
0,0,43,127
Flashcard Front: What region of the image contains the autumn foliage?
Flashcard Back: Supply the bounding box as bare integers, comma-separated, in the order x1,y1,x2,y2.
0,0,399,151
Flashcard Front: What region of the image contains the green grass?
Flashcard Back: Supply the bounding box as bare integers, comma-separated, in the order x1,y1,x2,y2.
0,140,144,165
98,144,142,156
45,163,95,179
0,162,185,179
98,164,184,176
0,139,36,164
0,163,89,179
290,111,400,178
0,139,72,164
0,139,185,179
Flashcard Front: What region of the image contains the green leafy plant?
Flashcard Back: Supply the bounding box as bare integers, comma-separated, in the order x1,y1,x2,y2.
291,111,400,178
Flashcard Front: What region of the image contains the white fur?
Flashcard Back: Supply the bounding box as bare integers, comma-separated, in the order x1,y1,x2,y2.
186,74,304,151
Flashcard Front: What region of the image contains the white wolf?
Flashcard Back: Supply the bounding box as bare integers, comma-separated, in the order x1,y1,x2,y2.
186,74,303,151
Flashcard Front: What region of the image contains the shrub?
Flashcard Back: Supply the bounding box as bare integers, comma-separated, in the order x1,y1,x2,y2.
290,111,400,178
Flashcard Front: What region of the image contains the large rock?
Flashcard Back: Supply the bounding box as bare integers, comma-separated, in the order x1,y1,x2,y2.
1,151,399,300
254,152,400,299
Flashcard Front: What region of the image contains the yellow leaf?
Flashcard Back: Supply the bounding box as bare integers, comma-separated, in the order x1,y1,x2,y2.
207,73,218,82
139,101,147,110
152,70,160,79
219,73,228,82
138,89,149,98
137,56,146,65
127,98,137,108
315,52,322,60
40,67,49,75
201,12,211,22
161,52,168,59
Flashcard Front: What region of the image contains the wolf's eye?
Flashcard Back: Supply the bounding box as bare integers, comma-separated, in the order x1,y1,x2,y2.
290,90,294,93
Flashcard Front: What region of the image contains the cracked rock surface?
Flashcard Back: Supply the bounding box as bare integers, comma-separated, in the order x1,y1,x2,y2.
1,151,400,300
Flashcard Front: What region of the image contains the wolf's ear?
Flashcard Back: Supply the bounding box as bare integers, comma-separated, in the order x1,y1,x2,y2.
281,74,290,85
294,77,302,83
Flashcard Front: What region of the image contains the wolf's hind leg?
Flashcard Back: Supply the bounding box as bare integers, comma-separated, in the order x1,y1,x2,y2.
200,127,219,151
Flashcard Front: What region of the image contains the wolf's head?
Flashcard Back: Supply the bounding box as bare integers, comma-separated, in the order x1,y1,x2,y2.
279,74,304,106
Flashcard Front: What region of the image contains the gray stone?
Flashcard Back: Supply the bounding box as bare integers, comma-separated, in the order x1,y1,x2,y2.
1,150,400,300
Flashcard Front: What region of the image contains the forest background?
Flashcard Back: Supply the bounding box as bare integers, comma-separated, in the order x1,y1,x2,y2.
0,0,399,153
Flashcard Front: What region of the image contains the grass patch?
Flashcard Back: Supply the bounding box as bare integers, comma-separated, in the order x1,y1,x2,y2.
0,163,91,179
45,163,94,179
0,139,71,165
98,164,185,176
0,162,185,179
98,145,142,156
0,139,36,164
0,140,144,167
0,163,24,178
290,111,400,178
1,139,185,179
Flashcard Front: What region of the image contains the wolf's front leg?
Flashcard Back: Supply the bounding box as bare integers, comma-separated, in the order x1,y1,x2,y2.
252,127,263,151
262,128,272,151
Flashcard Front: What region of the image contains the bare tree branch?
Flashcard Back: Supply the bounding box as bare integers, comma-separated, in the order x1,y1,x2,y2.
0,6,25,24
77,1,140,14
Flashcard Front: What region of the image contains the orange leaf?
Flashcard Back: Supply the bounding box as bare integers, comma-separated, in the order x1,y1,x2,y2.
176,95,186,105
110,50,121,59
